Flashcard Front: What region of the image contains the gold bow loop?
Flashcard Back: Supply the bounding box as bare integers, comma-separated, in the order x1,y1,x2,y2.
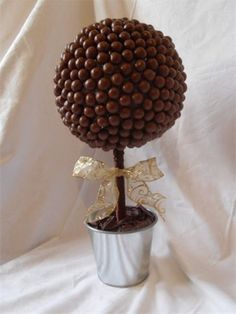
73,156,166,222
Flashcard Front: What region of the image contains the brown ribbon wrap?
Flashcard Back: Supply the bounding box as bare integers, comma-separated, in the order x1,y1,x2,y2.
73,156,166,223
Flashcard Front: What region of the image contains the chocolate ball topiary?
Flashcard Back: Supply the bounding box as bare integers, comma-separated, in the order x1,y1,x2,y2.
54,18,187,151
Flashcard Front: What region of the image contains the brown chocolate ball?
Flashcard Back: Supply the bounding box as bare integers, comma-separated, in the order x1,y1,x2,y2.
84,59,96,70
122,49,133,61
97,52,109,64
95,105,106,116
119,95,131,106
54,17,187,151
109,115,120,126
108,87,120,99
90,122,101,133
97,117,109,127
120,107,131,119
97,41,110,52
122,82,134,94
111,73,124,86
103,62,114,74
132,93,143,105
90,67,103,79
139,80,151,93
95,91,107,103
106,101,119,113
78,69,89,81
98,77,111,90
84,79,96,90
84,107,95,118
71,80,82,92
110,52,122,64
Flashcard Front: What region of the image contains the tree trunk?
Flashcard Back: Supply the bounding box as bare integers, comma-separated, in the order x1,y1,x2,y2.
113,149,126,221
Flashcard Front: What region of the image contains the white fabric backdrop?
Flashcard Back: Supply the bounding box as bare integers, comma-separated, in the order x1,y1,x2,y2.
0,0,236,313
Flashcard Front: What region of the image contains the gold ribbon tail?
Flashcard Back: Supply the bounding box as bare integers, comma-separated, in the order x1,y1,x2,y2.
127,178,166,220
73,156,119,222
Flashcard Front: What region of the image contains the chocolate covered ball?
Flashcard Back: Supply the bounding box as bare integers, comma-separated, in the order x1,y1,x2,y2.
54,18,187,151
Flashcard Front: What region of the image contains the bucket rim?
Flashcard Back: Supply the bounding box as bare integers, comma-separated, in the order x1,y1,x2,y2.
84,209,158,235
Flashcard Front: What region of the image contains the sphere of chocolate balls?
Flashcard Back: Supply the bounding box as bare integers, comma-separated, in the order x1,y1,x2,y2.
54,18,187,151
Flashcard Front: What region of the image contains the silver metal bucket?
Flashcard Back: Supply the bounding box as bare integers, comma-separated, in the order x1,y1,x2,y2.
85,211,157,287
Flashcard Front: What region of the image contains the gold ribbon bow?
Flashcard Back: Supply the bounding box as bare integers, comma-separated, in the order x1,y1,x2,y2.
73,156,166,222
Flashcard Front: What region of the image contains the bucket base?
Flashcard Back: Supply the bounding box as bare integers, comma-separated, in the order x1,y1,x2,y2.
97,273,149,288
